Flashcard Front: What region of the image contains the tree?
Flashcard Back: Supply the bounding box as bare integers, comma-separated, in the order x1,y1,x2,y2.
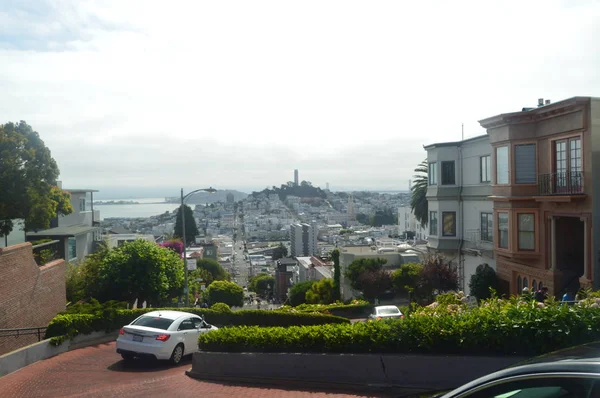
358,269,392,301
417,255,458,301
391,263,424,298
331,249,341,301
345,257,388,292
173,204,198,246
305,278,335,304
287,280,316,306
85,240,184,306
0,121,73,236
205,280,244,307
196,258,229,282
469,263,499,300
249,273,275,297
271,242,288,260
410,159,428,227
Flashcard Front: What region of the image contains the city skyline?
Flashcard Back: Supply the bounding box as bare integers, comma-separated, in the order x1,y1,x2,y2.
2,1,599,191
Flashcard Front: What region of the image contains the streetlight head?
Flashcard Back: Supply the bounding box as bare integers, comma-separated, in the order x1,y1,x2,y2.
205,187,217,194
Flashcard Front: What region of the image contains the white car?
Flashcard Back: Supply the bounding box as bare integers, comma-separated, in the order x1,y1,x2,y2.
116,310,218,364
367,305,404,321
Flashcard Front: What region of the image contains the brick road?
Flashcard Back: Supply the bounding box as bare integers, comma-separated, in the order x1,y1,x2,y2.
0,342,374,397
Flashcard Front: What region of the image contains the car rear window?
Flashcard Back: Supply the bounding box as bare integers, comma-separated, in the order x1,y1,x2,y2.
378,307,400,315
131,316,175,330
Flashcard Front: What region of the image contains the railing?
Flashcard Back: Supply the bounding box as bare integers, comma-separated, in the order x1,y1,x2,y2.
537,171,584,195
0,327,48,342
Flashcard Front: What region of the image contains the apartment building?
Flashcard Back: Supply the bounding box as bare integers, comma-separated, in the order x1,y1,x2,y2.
289,223,318,257
397,206,427,240
479,96,600,296
424,135,496,294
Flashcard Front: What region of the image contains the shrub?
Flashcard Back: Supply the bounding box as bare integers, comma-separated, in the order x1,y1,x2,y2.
287,280,316,306
198,297,600,356
469,264,499,300
305,278,335,304
211,303,232,313
206,281,244,307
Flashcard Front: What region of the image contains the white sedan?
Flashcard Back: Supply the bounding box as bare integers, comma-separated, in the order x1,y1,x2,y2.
367,305,404,321
116,310,218,364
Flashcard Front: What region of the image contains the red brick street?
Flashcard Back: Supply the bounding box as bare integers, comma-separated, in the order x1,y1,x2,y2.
0,342,373,398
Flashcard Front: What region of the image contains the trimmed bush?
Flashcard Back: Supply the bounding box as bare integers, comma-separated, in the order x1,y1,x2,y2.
277,301,372,318
45,307,349,341
198,296,600,356
211,303,232,313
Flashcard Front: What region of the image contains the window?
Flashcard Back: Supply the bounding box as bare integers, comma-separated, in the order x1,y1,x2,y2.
518,213,535,250
461,376,598,397
442,212,456,236
514,144,537,184
480,155,491,182
441,161,455,185
132,316,175,330
429,211,438,235
192,318,203,328
496,146,509,184
539,281,543,289
555,137,582,191
179,319,195,331
517,276,522,292
498,213,509,249
532,280,538,291
79,198,86,212
428,162,437,185
523,277,529,290
480,213,493,242
68,237,77,260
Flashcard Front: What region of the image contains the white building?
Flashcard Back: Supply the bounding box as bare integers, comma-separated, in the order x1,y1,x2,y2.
289,223,318,257
105,234,156,248
397,206,428,240
424,134,496,294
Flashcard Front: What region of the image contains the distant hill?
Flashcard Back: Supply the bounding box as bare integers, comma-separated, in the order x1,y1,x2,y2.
251,181,326,201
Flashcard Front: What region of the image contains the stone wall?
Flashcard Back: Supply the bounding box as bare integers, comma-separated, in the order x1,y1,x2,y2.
0,243,66,355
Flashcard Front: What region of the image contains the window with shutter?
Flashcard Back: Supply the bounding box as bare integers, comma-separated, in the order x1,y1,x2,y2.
515,144,537,184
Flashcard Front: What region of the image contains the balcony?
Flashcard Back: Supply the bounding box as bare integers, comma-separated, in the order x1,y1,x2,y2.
537,171,584,196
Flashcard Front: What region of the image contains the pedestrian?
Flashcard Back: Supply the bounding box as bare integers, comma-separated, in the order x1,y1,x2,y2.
534,286,548,302
561,290,575,305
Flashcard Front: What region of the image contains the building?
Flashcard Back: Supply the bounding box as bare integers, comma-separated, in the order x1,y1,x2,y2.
424,135,496,293
479,96,600,296
104,233,156,248
397,206,427,240
26,187,100,262
274,258,297,302
289,223,318,257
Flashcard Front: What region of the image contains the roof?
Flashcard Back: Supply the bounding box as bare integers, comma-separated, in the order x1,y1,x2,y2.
278,257,298,265
423,134,489,150
27,224,98,237
108,226,132,234
141,310,199,319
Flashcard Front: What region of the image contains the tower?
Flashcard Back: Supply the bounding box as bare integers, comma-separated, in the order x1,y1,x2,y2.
294,169,299,186
347,194,355,221
326,182,330,191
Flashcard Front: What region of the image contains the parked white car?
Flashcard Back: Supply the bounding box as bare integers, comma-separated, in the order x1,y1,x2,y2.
116,310,218,364
367,305,404,321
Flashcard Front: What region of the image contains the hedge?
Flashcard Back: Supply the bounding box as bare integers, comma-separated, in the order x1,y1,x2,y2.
198,297,600,356
45,307,349,342
277,301,373,318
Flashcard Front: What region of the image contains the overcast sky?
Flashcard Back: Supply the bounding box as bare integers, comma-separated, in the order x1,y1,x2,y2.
2,0,599,197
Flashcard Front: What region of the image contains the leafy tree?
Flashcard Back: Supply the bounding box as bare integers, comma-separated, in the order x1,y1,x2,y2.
305,278,335,304
469,263,499,300
196,258,229,281
0,121,74,236
173,204,198,246
417,255,458,301
249,273,275,297
345,257,388,292
391,263,424,297
331,249,341,301
410,159,428,227
271,242,288,260
287,280,316,306
358,269,392,301
205,280,244,307
85,240,184,306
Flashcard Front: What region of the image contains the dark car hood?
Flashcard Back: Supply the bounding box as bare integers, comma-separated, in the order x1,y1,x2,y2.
512,341,600,367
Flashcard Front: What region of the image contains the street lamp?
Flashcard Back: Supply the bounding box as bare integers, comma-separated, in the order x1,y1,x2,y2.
181,187,217,307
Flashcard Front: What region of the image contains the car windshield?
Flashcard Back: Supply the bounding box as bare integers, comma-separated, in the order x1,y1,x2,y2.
377,307,400,315
131,316,175,330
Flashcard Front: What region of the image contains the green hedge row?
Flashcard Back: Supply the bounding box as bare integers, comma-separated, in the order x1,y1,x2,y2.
198,299,600,356
277,301,373,318
45,307,349,341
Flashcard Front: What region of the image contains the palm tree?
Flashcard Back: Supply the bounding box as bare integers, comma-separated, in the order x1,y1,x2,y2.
410,159,428,227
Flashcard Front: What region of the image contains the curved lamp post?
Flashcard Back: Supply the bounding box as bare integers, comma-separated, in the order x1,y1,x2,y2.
181,187,217,307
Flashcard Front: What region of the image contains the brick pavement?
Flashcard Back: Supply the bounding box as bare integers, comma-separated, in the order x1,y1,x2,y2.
0,342,374,397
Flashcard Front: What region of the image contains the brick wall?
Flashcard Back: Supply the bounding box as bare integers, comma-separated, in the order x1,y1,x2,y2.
0,243,66,355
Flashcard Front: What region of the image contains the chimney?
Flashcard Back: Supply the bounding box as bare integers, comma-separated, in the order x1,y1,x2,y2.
545,99,551,105
538,98,544,107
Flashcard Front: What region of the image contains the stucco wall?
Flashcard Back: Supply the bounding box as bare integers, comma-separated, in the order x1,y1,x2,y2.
0,243,66,355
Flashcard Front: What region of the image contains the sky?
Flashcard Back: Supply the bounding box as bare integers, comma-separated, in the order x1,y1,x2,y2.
2,0,599,198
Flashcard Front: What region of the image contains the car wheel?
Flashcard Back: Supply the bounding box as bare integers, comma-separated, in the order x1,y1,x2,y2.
170,344,184,365
121,353,135,361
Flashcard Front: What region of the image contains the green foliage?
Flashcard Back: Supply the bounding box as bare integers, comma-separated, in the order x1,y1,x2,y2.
305,278,335,304
392,263,424,294
345,257,388,292
198,297,600,356
354,209,397,227
45,307,350,342
271,243,288,260
410,159,428,228
251,181,327,201
287,280,317,306
196,258,229,282
82,240,184,306
0,120,74,236
331,249,341,302
469,263,499,300
206,280,244,307
278,300,372,317
173,204,198,246
248,274,275,297
417,255,458,301
34,248,56,266
210,303,232,313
